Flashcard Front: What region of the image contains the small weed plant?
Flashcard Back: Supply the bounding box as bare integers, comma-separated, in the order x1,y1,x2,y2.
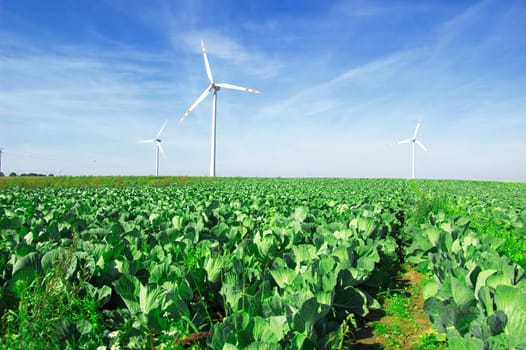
0,245,103,349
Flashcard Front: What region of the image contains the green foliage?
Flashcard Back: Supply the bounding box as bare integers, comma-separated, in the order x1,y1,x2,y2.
408,180,526,268
384,292,412,320
404,187,526,348
0,177,524,349
413,331,446,349
329,313,357,350
0,242,104,349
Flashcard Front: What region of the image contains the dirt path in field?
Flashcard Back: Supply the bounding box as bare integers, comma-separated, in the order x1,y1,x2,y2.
352,266,437,349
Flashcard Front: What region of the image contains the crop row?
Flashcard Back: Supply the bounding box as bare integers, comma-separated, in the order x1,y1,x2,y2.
0,178,524,349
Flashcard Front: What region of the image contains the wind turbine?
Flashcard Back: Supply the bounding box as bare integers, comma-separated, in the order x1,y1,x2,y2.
396,118,430,179
138,120,168,176
180,40,261,177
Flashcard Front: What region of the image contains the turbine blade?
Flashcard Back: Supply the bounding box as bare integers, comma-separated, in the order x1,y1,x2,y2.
180,84,213,122
216,82,261,94
415,140,429,152
413,118,422,139
156,141,164,155
201,40,214,83
396,139,411,144
138,139,155,143
156,120,168,138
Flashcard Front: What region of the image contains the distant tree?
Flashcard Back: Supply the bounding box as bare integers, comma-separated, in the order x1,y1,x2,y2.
48,173,54,177
0,171,4,177
9,172,16,176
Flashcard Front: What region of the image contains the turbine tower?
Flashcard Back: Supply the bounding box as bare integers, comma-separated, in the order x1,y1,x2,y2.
138,120,168,176
180,40,261,177
396,118,430,179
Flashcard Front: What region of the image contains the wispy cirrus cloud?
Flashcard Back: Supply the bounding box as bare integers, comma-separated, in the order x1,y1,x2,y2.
0,33,184,170
170,30,283,81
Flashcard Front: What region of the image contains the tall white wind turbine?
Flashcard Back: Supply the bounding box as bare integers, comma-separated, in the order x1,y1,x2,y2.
138,120,168,176
396,118,430,179
180,40,261,177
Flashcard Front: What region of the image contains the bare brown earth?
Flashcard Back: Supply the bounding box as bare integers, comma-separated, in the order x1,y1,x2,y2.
352,266,440,349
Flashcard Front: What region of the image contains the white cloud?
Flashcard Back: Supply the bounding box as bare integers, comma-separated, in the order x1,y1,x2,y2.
170,30,283,81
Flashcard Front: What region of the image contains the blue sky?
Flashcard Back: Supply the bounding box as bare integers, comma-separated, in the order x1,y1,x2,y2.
1,0,525,180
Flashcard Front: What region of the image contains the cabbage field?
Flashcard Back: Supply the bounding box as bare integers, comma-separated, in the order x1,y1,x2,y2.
0,177,524,349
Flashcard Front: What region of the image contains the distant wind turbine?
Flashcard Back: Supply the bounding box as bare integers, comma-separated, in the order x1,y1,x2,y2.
138,120,168,176
396,118,430,179
180,40,261,177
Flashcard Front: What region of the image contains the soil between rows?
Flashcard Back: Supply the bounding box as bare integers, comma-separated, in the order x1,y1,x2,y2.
353,266,436,349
